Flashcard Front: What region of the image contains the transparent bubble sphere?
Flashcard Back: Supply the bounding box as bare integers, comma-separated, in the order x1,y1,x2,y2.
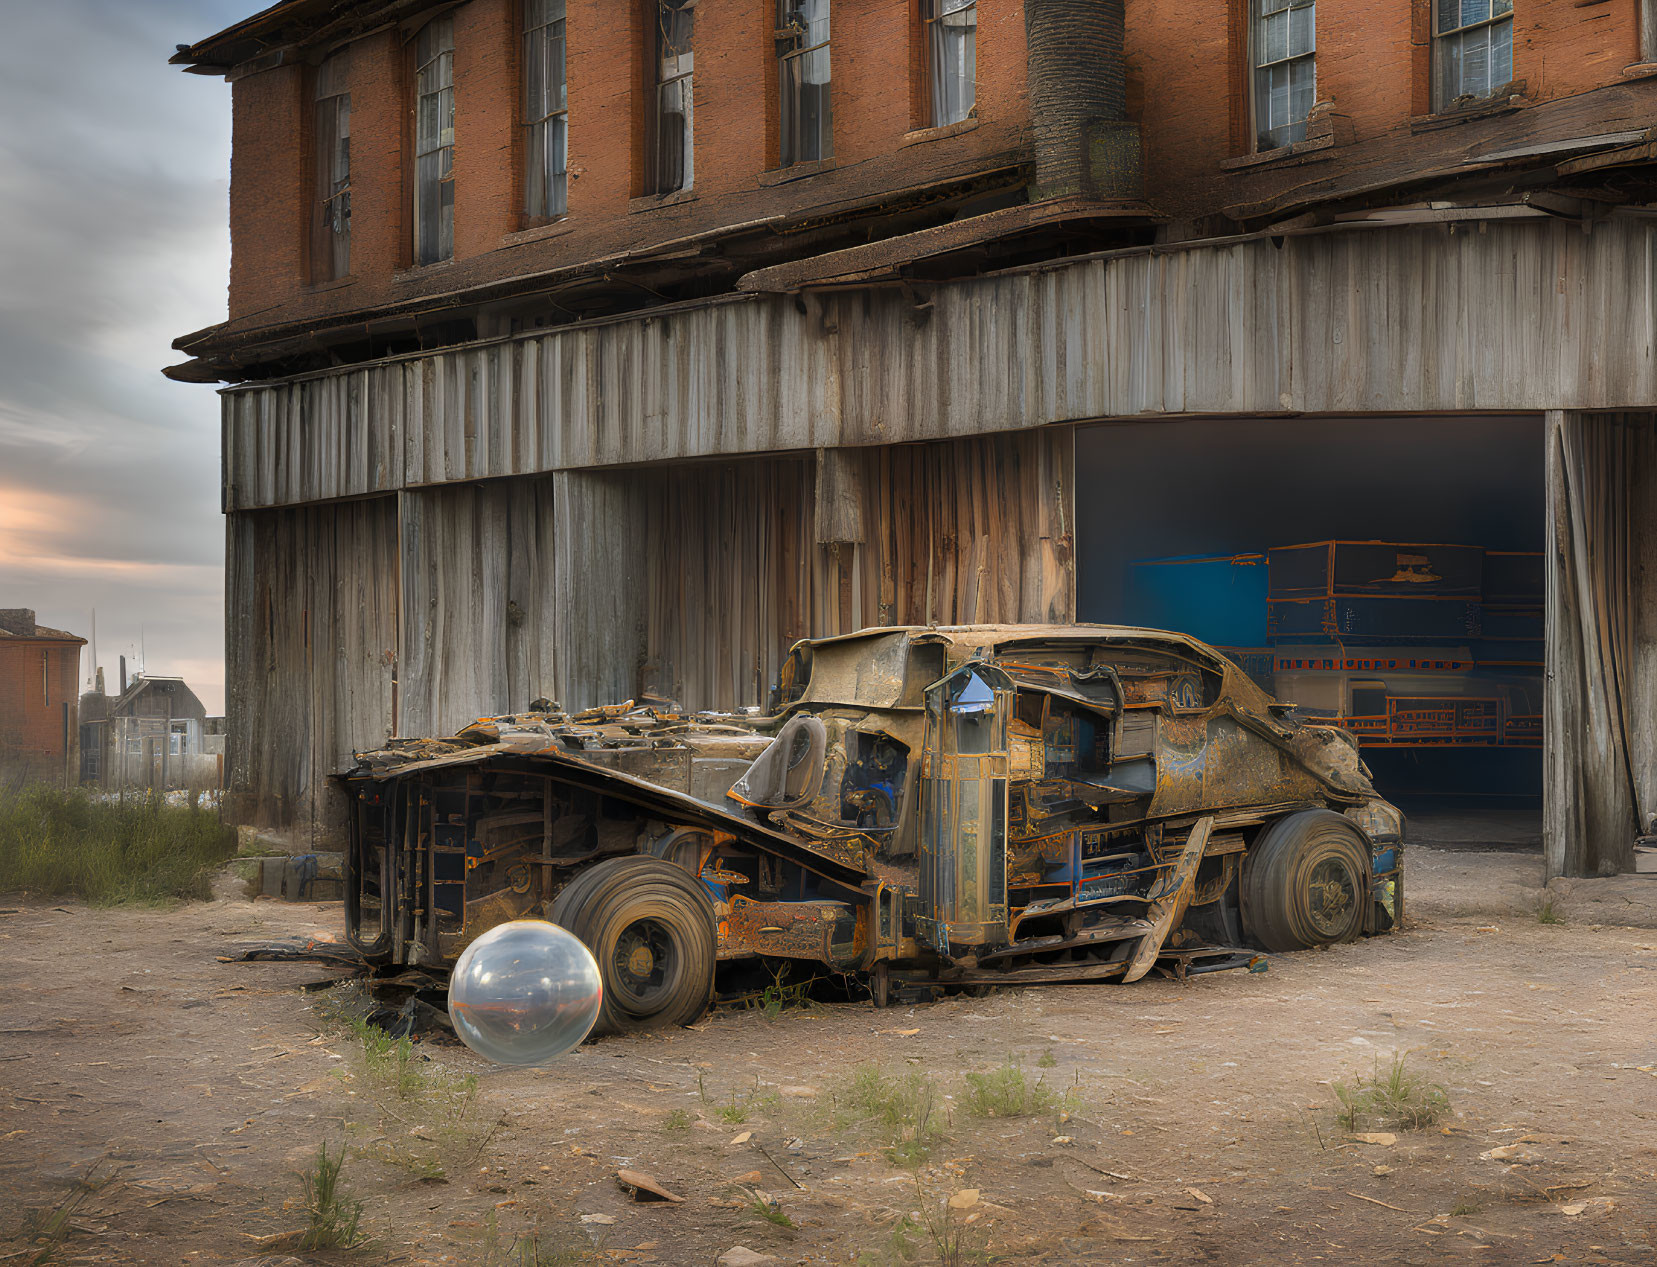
447,920,602,1065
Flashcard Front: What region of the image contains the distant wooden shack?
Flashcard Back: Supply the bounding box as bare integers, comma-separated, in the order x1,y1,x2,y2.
79,673,222,792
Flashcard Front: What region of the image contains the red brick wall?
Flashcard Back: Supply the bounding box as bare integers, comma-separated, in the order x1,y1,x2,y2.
0,642,81,783
218,0,1650,331
1130,0,1645,222
228,63,306,314
222,0,1033,329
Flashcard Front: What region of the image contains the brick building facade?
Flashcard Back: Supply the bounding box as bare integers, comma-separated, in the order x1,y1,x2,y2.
171,0,1149,380
173,1,1657,877
0,610,85,789
170,0,1657,383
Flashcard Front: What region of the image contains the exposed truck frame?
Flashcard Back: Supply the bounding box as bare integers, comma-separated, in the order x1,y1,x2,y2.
337,625,1404,1032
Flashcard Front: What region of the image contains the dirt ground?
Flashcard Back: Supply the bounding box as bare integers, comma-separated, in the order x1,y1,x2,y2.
3,848,1657,1267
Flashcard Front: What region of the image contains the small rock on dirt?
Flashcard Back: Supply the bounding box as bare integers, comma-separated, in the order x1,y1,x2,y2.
717,1248,778,1267
616,1168,684,1203
947,1189,981,1210
1479,1144,1543,1164
1349,1132,1397,1147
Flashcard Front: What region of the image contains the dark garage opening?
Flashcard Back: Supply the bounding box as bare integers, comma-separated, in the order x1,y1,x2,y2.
1074,415,1545,852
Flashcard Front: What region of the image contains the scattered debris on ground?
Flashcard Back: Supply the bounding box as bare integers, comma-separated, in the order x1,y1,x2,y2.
1,849,1655,1264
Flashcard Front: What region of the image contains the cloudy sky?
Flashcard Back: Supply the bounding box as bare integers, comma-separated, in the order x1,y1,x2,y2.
0,0,247,713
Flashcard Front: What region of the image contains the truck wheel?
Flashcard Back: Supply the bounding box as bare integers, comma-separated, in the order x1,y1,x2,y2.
1240,810,1371,952
551,856,716,1034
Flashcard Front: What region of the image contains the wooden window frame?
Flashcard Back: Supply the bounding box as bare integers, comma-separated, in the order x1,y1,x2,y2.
1250,0,1316,152
922,0,977,129
523,0,569,222
413,16,456,265
647,0,695,194
1431,0,1514,110
310,49,352,283
776,0,833,167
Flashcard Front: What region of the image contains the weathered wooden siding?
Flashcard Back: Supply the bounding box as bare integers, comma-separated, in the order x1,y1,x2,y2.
223,219,1657,510
550,470,649,711
624,431,1073,712
636,459,817,713
225,497,399,837
1543,410,1657,878
399,480,560,737
225,429,1076,830
835,430,1075,630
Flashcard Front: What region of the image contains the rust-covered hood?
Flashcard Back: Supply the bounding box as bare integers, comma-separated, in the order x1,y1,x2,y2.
336,706,872,884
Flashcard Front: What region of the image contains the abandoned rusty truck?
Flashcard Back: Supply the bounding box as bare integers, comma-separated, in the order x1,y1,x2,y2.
337,625,1404,1032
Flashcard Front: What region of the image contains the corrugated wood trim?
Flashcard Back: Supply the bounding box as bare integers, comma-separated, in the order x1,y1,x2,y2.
220,223,1657,512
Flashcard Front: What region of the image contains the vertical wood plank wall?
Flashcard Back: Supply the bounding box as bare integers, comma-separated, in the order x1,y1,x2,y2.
223,221,1657,513
226,428,1077,835
400,479,560,737
832,429,1076,632
225,497,400,834
1543,410,1657,878
631,429,1075,712
636,458,816,713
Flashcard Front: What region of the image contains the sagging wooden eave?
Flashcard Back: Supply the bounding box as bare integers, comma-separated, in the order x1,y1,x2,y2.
172,0,450,77
168,163,1038,385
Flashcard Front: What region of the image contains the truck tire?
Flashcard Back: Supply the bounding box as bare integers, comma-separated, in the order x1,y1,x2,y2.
551,856,716,1034
1240,810,1371,952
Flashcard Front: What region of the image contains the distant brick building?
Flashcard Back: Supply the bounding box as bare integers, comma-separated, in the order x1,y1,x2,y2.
0,610,85,789
173,0,1657,877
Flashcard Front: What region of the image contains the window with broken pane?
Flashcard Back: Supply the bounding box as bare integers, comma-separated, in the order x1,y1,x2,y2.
414,16,455,264
652,0,694,194
1253,0,1315,151
925,0,976,128
1435,0,1513,108
312,49,351,281
524,0,568,219
777,0,832,166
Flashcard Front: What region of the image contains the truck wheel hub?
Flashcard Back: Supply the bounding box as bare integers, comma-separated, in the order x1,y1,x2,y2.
626,943,655,977
1307,859,1354,935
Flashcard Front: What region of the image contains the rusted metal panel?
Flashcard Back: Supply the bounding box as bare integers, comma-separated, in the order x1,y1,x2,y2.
222,220,1657,513
336,625,1400,1016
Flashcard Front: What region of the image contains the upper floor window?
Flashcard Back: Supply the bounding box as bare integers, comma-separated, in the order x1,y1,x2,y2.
924,0,976,127
1253,0,1315,151
651,0,695,193
1435,0,1513,108
777,0,832,166
414,17,455,264
312,50,351,280
525,0,569,219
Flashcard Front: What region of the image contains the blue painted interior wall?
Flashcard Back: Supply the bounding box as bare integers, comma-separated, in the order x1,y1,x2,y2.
1075,415,1546,630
